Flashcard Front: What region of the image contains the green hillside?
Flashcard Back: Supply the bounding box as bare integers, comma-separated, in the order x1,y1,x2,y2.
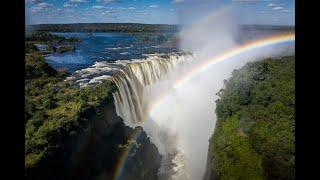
207,56,295,180
25,32,162,180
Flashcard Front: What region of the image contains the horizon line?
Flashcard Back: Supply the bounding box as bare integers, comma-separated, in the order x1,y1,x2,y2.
27,22,295,27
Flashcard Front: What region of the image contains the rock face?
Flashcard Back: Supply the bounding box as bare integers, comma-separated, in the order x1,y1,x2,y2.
27,102,162,180
115,126,162,180
203,150,218,180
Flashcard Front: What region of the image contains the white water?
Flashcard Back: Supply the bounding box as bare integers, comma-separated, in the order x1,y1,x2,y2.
67,8,294,178
67,53,197,179
112,54,194,127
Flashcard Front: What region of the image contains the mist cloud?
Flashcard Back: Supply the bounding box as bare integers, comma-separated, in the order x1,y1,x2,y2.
141,4,293,180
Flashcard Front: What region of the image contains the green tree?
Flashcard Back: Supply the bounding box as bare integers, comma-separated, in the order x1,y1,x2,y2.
211,116,264,180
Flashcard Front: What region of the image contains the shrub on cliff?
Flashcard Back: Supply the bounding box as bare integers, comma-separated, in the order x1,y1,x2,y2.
25,53,58,79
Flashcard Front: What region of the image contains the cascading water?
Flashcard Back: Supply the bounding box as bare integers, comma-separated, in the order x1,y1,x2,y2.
67,53,196,179
112,54,194,127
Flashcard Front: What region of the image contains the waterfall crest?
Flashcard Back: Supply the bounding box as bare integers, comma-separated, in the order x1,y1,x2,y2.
67,53,193,127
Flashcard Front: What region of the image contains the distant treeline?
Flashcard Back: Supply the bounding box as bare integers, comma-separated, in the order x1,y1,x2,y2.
239,24,295,31
28,23,180,33
27,23,294,33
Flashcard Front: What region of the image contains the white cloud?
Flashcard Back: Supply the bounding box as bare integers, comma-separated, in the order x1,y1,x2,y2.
63,3,73,8
92,5,105,9
172,0,185,3
128,7,136,10
272,6,284,10
104,10,114,14
25,0,42,3
37,2,52,8
281,9,291,13
149,5,159,8
232,0,260,2
96,0,120,3
70,0,87,3
268,3,276,7
31,2,54,13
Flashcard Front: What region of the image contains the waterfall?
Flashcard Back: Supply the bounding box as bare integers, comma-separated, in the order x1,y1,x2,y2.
67,52,194,179
112,54,194,127
67,53,193,125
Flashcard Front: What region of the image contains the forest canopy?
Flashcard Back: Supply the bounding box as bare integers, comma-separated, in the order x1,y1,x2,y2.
25,32,117,176
208,56,295,180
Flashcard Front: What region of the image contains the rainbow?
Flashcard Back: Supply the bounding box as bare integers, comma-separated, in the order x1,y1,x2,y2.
148,32,295,117
113,128,142,180
112,32,295,179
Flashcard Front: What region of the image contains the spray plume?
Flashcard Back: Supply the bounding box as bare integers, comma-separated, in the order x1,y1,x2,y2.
139,6,294,180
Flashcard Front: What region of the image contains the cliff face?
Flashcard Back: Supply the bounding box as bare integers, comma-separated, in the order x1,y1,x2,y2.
203,147,218,180
27,101,162,180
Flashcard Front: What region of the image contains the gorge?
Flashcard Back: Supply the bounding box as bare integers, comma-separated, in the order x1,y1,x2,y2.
67,32,294,179
25,16,295,180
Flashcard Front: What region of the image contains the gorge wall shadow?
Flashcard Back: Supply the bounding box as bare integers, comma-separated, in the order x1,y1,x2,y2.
27,102,162,180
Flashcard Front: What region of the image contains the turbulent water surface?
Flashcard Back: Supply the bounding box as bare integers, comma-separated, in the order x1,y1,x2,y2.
45,32,178,72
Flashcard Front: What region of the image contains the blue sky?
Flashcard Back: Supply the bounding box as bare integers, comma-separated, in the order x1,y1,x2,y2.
25,0,295,25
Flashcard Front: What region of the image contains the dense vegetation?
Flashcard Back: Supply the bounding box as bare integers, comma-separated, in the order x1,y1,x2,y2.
25,31,80,43
25,31,117,173
25,54,117,171
207,56,295,180
28,23,179,33
25,32,162,180
25,31,79,55
239,25,294,31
